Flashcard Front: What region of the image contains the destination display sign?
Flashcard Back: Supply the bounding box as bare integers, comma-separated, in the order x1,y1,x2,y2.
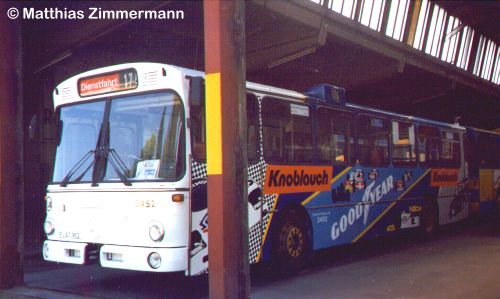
78,68,138,97
430,168,458,187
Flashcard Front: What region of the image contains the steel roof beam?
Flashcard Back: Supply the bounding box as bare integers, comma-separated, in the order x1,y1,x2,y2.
251,0,500,98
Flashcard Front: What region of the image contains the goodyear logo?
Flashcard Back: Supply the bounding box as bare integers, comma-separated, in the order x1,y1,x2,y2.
331,175,394,241
264,165,332,194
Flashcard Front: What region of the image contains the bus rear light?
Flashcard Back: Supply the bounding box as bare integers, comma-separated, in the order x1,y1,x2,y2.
172,194,184,202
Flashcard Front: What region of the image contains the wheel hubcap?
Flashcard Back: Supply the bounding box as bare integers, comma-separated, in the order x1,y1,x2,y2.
285,225,303,258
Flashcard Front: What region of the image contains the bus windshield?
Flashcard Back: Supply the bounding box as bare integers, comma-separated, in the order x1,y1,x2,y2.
52,92,185,184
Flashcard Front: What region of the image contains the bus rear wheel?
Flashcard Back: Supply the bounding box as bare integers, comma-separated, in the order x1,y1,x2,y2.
273,209,311,274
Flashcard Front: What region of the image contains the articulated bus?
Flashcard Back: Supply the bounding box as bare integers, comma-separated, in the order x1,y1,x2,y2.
43,62,494,275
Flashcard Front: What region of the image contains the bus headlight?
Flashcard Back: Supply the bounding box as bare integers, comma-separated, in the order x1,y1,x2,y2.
149,222,164,242
44,220,55,235
147,252,162,269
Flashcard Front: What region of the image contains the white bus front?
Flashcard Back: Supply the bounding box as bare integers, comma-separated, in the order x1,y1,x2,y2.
43,64,195,272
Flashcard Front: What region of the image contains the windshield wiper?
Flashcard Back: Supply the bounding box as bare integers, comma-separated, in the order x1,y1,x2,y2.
90,120,132,187
60,149,96,187
102,148,132,186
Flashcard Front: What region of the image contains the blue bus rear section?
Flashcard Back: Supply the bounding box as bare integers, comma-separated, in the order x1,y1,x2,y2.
465,127,500,217
191,82,495,272
249,84,483,266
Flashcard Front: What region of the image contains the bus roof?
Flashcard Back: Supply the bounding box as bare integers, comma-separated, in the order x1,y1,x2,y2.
466,126,500,136
246,81,465,132
246,81,306,101
346,103,465,131
54,62,466,132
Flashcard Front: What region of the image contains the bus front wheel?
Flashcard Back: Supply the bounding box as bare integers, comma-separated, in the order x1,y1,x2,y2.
273,209,311,274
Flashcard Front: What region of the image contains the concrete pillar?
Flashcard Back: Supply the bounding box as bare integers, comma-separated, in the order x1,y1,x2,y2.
0,2,24,289
203,0,249,298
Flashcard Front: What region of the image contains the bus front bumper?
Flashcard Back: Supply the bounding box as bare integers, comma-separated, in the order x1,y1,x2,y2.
43,240,187,272
43,240,89,265
100,244,187,272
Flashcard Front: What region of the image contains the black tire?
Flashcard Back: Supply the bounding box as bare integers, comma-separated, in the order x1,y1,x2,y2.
273,209,312,274
421,198,439,238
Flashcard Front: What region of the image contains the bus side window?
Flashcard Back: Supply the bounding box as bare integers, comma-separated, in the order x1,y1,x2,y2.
191,99,206,161
357,115,389,166
441,131,461,167
290,106,313,163
478,132,499,168
262,98,313,164
392,121,416,166
247,94,258,163
192,93,258,163
418,125,440,166
262,98,288,163
317,108,352,164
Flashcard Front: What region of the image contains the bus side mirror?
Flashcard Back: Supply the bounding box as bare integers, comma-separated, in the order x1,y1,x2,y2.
189,76,204,108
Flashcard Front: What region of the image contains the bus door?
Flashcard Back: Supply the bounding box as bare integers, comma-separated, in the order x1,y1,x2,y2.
246,93,265,264
187,83,265,274
187,77,209,275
